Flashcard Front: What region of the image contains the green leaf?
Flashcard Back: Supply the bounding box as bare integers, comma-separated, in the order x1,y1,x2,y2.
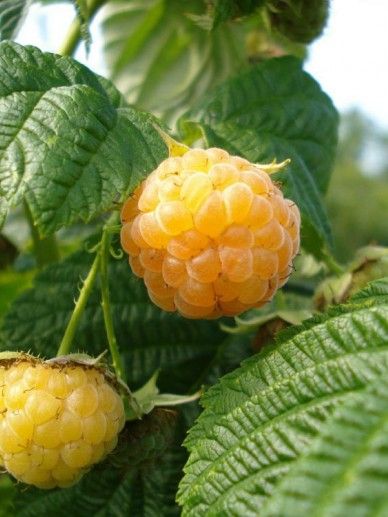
0,0,30,41
194,0,266,29
262,376,388,516
0,41,167,235
73,0,92,53
0,248,227,389
11,409,185,517
222,291,313,335
350,277,388,304
177,282,388,515
101,0,247,125
179,57,338,254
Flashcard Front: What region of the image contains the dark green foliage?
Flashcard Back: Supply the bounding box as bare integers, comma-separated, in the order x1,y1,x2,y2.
179,57,338,256
268,0,329,44
0,234,17,269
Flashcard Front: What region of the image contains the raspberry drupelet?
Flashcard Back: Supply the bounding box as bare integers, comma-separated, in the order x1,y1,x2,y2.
121,148,300,319
0,356,125,489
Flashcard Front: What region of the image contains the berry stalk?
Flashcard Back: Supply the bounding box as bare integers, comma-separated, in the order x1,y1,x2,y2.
57,0,106,57
56,253,101,357
100,225,127,384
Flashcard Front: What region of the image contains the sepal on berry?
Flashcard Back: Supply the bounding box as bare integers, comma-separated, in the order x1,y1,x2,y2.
127,371,201,421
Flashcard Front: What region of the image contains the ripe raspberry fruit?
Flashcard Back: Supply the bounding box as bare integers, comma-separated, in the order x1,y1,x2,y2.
0,354,125,489
121,148,300,318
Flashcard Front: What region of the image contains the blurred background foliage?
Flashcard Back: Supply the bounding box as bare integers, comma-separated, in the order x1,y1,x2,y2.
327,110,388,261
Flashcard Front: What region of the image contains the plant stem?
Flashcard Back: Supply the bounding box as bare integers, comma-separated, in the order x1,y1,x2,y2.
56,253,100,356
24,202,60,268
325,253,345,276
283,281,315,297
58,0,106,57
100,226,127,384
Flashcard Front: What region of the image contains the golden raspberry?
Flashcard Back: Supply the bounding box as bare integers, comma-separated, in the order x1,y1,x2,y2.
0,355,125,489
121,148,300,318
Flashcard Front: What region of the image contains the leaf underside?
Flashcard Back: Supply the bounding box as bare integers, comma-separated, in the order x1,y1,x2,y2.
102,0,247,126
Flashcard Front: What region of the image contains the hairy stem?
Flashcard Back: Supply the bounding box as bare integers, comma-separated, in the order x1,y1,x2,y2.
56,252,100,356
100,223,127,384
24,202,60,268
283,281,315,297
58,0,106,57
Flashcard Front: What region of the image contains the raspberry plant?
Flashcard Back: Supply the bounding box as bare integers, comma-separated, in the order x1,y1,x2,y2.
0,1,387,515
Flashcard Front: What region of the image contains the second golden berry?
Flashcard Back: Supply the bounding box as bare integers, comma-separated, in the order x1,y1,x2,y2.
0,357,125,489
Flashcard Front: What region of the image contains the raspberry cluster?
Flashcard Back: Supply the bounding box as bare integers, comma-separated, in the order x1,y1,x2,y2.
0,357,125,489
121,148,300,318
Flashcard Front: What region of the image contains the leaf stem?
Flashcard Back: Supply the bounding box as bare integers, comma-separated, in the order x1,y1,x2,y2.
283,281,315,297
23,202,60,268
325,253,345,276
56,252,100,356
100,224,127,384
58,0,106,57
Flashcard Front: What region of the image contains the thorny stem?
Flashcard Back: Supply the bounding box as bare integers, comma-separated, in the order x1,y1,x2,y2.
325,253,345,276
56,213,125,366
56,252,101,356
283,281,314,297
100,218,127,384
58,0,106,57
56,211,127,383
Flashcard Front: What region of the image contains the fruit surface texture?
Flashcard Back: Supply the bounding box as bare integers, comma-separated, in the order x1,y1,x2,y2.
121,148,300,318
0,356,125,489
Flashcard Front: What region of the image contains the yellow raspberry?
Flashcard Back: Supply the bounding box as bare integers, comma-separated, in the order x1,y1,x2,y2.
121,148,300,318
0,355,125,489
